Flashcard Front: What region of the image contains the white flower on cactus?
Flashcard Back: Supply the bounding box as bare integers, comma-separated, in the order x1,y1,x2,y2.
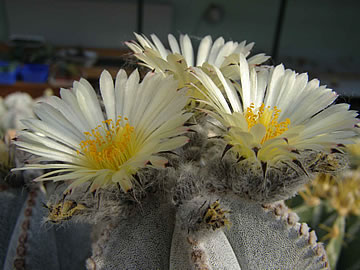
14,70,191,192
126,33,269,69
126,33,270,105
192,54,358,165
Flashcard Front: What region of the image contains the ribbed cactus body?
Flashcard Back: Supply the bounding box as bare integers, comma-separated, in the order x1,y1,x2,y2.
87,196,176,270
3,188,60,270
1,185,92,270
54,223,92,270
223,196,328,270
170,224,241,270
0,188,26,269
86,193,329,270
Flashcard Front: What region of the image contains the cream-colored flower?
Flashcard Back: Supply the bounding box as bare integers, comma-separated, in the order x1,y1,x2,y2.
127,33,268,69
14,70,191,192
126,33,270,92
192,54,358,165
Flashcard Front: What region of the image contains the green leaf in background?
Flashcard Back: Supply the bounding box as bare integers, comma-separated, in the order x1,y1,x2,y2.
337,216,360,270
326,215,346,269
291,204,317,224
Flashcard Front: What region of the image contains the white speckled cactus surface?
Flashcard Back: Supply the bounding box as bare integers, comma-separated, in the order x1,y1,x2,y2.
1,33,359,270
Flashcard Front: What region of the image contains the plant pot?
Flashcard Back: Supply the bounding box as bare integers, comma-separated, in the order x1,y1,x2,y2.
0,61,19,85
20,63,49,83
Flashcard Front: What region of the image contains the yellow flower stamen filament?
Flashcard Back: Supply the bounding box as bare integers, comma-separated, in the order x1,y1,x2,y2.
245,103,290,144
78,117,135,170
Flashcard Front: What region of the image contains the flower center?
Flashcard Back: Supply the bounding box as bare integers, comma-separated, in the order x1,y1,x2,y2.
78,117,135,170
245,103,290,144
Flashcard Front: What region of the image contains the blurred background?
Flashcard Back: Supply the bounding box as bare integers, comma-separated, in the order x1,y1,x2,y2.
0,2,360,269
0,0,359,106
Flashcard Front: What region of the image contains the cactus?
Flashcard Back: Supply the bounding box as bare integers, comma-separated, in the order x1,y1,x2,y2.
287,142,360,269
0,187,27,269
1,185,92,270
0,107,91,270
83,193,328,270
2,32,359,270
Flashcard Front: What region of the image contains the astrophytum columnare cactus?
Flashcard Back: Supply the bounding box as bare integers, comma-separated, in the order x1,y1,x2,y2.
2,33,358,270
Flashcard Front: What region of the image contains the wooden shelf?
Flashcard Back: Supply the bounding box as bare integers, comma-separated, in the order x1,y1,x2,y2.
0,82,59,98
0,66,128,98
0,43,138,97
81,66,121,80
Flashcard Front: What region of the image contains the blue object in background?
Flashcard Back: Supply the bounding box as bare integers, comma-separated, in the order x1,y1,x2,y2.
0,61,19,85
20,63,49,83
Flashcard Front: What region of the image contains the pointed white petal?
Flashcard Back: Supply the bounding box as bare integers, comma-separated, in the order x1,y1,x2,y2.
114,69,128,118
168,34,181,54
239,53,251,109
196,35,212,66
151,34,168,59
100,70,116,121
75,80,105,127
208,37,225,65
214,67,241,112
180,34,194,67
47,95,89,133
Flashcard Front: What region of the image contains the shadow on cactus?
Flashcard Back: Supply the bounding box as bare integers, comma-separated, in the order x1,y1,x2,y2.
2,33,359,269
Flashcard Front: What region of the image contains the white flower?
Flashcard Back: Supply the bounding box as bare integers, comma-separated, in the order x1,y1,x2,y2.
125,33,270,94
126,33,268,70
192,54,358,165
126,34,270,109
14,70,192,192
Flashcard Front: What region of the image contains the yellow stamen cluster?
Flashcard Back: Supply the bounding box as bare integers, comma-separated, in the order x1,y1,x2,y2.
245,103,290,144
78,117,135,170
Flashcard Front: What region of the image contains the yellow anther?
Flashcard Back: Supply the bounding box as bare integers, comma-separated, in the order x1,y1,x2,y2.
77,116,135,170
245,103,290,144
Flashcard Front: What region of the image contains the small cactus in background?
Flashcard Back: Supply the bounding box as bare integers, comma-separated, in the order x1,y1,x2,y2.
1,33,359,269
0,91,91,270
287,137,360,270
